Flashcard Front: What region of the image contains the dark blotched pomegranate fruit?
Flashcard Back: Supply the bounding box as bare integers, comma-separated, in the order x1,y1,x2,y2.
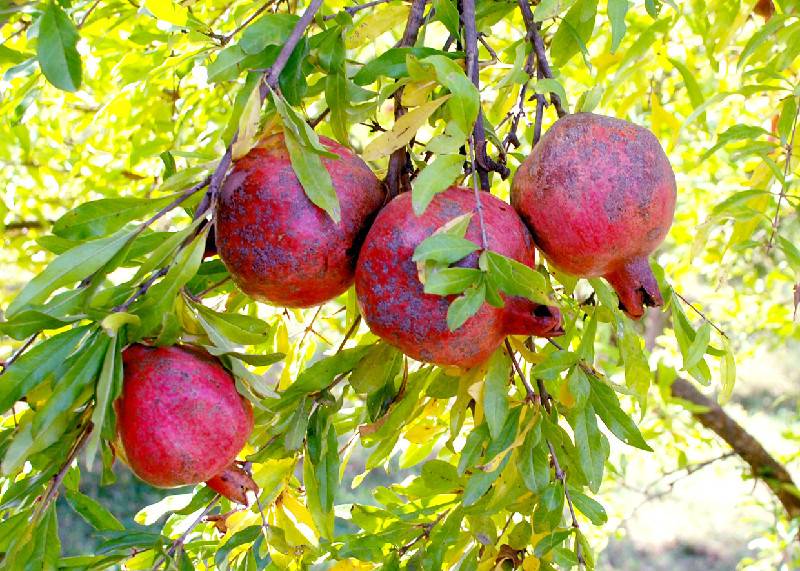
355,186,563,368
511,113,676,319
215,132,385,307
117,344,257,504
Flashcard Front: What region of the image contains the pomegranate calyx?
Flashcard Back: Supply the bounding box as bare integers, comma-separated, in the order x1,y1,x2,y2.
206,463,259,506
604,257,664,320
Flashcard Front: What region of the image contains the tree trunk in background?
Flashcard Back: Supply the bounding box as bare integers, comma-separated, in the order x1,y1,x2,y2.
644,308,800,522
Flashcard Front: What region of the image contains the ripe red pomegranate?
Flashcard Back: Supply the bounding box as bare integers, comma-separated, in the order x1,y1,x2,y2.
215,132,384,307
511,113,676,319
117,344,257,504
355,186,563,368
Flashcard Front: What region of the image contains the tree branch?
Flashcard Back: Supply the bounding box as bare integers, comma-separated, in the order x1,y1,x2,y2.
670,377,800,520
460,0,510,191
385,0,428,199
151,495,222,570
517,0,566,118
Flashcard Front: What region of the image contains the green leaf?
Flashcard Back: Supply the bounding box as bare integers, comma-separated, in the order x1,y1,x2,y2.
608,0,629,53
353,47,456,85
33,332,109,436
190,302,271,345
412,154,465,215
215,526,261,570
0,325,89,413
273,93,341,222
534,0,578,21
551,0,598,66
433,0,460,36
684,321,711,371
447,282,486,331
569,488,608,525
350,342,403,394
418,55,480,137
0,310,79,340
668,58,705,122
590,381,652,451
85,334,122,467
222,352,285,367
37,2,81,92
6,226,135,317
738,15,787,69
484,251,549,304
462,454,509,506
285,345,372,398
52,196,173,240
144,0,189,25
568,404,608,493
413,233,479,265
620,320,651,411
534,78,569,111
719,337,736,404
532,350,580,380
483,349,510,440
518,423,550,493
65,489,124,531
534,529,573,557
285,397,311,451
239,13,299,54
424,268,482,296
777,96,798,146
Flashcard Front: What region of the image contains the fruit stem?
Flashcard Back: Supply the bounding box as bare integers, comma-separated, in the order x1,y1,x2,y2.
502,297,564,338
605,257,664,320
206,462,259,506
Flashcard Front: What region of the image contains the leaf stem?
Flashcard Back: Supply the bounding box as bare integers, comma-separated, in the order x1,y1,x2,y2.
767,94,800,250
151,495,222,570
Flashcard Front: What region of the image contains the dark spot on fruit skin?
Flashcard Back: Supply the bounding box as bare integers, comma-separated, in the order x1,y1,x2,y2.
355,187,562,368
510,112,676,319
215,133,385,308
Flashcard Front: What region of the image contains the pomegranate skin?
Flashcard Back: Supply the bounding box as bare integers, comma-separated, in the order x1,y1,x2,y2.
511,113,676,319
215,132,385,307
117,345,253,497
355,186,563,368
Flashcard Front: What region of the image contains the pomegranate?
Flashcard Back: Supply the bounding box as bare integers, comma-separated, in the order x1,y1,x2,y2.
355,186,563,368
215,132,385,307
511,113,676,319
116,344,257,504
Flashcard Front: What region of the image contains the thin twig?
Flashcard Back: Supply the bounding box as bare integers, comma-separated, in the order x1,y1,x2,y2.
397,509,451,557
192,276,232,299
673,291,728,338
517,0,566,118
263,0,324,92
151,495,222,570
113,267,169,313
0,333,39,374
221,2,272,45
508,340,584,568
77,0,102,28
34,422,93,521
323,0,397,20
385,0,428,199
504,339,537,402
309,107,330,128
460,0,510,190
337,314,362,352
767,95,800,250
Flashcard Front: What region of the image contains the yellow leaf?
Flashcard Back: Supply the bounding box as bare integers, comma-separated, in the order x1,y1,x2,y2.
329,559,374,571
144,0,189,26
224,509,259,536
362,95,451,161
346,4,409,48
282,491,319,545
402,80,438,107
232,86,263,160
100,312,140,336
522,556,541,571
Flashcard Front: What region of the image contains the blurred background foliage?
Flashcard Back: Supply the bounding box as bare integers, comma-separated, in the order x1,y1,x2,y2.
1,0,799,569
